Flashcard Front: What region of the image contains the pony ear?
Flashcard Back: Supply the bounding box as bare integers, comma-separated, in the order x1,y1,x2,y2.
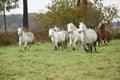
21,27,25,31
79,22,83,24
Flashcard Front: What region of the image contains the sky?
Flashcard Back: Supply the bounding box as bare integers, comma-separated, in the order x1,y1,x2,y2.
5,0,52,15
5,0,120,16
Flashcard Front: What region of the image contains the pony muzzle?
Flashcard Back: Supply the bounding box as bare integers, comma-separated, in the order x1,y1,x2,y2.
79,31,81,33
18,33,22,36
68,31,71,34
49,35,52,37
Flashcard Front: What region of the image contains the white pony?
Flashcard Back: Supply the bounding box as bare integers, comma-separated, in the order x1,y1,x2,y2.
78,22,97,53
67,23,81,50
48,28,66,50
61,30,69,48
18,28,34,51
53,26,69,48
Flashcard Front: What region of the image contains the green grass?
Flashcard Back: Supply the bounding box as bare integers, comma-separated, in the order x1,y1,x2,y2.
0,40,120,80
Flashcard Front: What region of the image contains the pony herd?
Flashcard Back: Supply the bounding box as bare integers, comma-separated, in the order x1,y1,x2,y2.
48,22,111,53
17,22,111,53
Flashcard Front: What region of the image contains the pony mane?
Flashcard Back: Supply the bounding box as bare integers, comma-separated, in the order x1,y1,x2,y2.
79,22,87,29
18,27,22,30
98,23,105,30
68,23,77,30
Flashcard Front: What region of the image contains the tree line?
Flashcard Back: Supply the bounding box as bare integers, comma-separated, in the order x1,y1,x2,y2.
0,0,119,33
0,13,38,32
38,0,119,30
0,0,28,33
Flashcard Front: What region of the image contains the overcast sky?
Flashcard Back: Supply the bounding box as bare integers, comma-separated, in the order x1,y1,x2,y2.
5,0,120,16
5,0,51,15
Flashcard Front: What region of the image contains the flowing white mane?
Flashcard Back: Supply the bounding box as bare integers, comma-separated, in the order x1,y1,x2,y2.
68,23,78,30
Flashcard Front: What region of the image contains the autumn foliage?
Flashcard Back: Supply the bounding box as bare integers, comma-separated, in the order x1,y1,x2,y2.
0,30,50,45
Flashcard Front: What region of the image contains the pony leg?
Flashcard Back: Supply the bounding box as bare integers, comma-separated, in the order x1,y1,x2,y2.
75,41,80,50
88,44,92,53
55,42,59,50
24,42,28,51
69,39,72,46
107,38,110,44
28,43,32,51
64,40,67,48
62,42,65,49
107,39,109,44
84,45,88,52
64,41,66,48
90,44,93,53
54,46,57,51
77,41,81,48
19,41,22,51
86,44,91,52
100,37,102,46
72,39,78,50
93,42,97,52
76,41,79,49
98,40,100,47
104,38,107,45
57,42,61,48
53,42,57,50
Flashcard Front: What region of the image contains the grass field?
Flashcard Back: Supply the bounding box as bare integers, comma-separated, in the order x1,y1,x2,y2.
0,40,120,80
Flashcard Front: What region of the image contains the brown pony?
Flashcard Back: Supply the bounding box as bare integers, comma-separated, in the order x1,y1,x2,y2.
98,23,111,45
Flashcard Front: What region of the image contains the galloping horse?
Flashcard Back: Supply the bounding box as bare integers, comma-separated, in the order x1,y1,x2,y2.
48,28,67,50
18,28,34,51
67,23,81,50
78,22,97,53
98,23,111,45
53,26,69,48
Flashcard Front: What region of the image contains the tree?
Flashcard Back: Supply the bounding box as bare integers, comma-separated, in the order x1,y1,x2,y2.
38,13,52,30
76,0,88,26
38,0,112,30
23,0,28,29
46,0,76,27
93,0,119,28
77,0,80,6
77,0,88,6
83,0,87,5
38,0,95,28
0,0,19,33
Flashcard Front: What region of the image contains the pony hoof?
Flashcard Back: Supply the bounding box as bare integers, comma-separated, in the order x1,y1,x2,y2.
73,48,75,50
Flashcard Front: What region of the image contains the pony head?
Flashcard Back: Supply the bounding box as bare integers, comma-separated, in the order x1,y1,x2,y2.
67,23,76,34
17,27,23,35
48,28,54,37
98,23,105,30
78,22,87,33
53,25,60,32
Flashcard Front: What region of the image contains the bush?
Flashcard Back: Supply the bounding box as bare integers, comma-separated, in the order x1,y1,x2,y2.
32,30,50,42
110,29,120,39
0,29,120,46
0,30,50,46
0,33,18,46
